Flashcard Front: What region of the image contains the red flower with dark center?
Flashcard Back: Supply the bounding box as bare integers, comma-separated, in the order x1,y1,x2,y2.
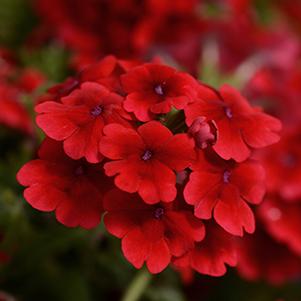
258,196,301,256
173,223,237,276
17,139,109,229
103,189,205,274
35,82,131,163
121,63,196,121
185,84,282,162
99,121,195,203
184,150,265,236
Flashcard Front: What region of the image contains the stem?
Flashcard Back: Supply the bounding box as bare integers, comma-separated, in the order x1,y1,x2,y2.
121,268,152,301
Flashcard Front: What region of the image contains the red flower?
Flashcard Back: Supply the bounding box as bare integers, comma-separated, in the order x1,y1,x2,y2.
184,150,265,236
258,196,301,256
0,83,33,134
17,139,109,229
261,126,301,201
237,227,301,285
173,223,237,277
36,82,130,163
121,63,196,121
103,189,205,274
99,121,195,203
185,84,282,162
17,68,45,93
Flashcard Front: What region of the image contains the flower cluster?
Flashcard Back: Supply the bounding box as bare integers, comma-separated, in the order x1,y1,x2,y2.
17,56,281,275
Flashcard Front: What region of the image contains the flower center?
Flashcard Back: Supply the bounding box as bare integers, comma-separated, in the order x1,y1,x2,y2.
224,107,233,119
90,105,103,117
74,165,85,176
154,83,165,96
154,207,164,219
223,170,231,183
141,149,153,161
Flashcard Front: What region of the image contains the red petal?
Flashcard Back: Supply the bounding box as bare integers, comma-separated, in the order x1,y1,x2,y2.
184,171,220,219
146,239,171,274
240,112,282,148
214,185,255,236
138,121,172,150
122,228,150,269
100,124,144,159
35,101,87,140
24,184,63,211
213,118,251,162
123,92,156,121
158,133,195,171
231,160,266,204
64,118,104,162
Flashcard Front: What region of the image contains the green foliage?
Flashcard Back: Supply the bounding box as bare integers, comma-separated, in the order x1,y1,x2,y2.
19,45,71,82
0,0,36,47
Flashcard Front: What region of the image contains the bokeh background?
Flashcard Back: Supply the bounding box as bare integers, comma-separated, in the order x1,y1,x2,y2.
1,0,301,300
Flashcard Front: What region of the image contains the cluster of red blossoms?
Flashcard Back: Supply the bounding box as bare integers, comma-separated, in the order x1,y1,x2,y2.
17,56,281,275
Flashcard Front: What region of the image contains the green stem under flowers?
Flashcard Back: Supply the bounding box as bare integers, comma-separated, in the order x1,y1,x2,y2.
121,268,152,301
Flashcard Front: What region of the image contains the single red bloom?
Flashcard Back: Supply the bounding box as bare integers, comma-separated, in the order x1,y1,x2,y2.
237,226,301,285
36,82,130,163
184,150,265,236
258,196,301,256
99,121,195,203
173,223,237,277
185,84,282,162
121,63,196,121
17,139,109,229
103,189,205,274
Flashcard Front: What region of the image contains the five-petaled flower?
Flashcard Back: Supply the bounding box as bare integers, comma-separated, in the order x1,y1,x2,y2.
99,121,195,204
17,139,109,229
36,82,131,163
185,84,282,162
121,63,196,121
184,150,266,236
103,189,205,273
